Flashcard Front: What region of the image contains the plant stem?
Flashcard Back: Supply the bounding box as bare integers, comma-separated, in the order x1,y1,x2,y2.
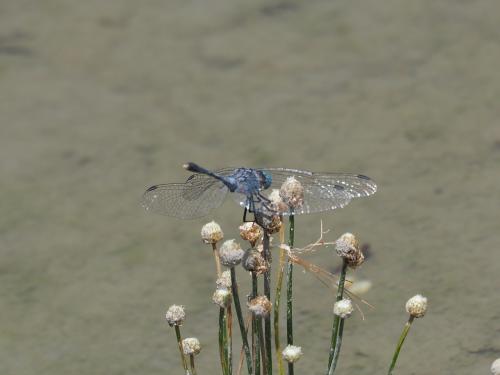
228,304,233,375
256,316,268,375
220,307,228,375
230,267,253,375
189,354,197,375
387,315,415,375
252,273,260,375
274,246,286,375
174,325,189,375
263,230,272,375
327,318,345,375
327,259,348,373
286,215,295,375
212,243,222,278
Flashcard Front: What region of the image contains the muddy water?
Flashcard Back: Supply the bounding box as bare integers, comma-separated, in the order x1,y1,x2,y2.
1,1,499,374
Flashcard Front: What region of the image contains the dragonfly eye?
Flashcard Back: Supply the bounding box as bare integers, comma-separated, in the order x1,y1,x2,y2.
261,171,272,189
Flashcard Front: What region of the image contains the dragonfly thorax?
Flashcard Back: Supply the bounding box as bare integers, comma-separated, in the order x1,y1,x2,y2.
225,168,271,195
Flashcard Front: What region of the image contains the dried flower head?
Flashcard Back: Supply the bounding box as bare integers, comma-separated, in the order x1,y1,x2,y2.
239,222,262,246
335,232,364,268
258,214,282,234
282,345,303,363
405,294,427,318
242,249,269,275
165,304,186,326
218,239,245,267
212,288,231,308
182,337,201,355
216,270,232,289
491,358,500,375
201,221,224,244
333,298,353,318
280,176,304,209
268,188,289,214
248,295,272,317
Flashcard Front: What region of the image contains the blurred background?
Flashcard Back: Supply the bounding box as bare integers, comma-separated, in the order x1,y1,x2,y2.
1,1,499,374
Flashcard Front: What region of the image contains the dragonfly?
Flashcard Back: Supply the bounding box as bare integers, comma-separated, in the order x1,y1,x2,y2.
141,162,377,220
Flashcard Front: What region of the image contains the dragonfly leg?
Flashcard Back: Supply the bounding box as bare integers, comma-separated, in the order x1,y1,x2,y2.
243,196,256,223
255,193,274,214
257,192,271,203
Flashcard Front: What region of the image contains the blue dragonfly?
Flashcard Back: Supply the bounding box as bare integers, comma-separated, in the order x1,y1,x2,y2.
141,162,376,220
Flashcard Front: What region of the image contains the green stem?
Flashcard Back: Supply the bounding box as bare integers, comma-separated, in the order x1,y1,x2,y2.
227,304,233,375
231,267,253,374
327,259,348,373
286,215,295,375
219,307,228,375
252,273,260,375
387,316,415,375
189,354,197,375
257,316,268,375
263,230,272,375
327,318,345,375
274,247,286,375
174,325,189,375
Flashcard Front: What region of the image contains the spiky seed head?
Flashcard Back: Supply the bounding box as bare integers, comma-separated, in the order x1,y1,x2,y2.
242,249,269,275
335,232,364,268
280,176,304,209
165,304,186,326
405,294,427,318
212,288,232,308
239,222,263,246
182,337,201,355
333,298,353,318
248,295,272,317
201,221,224,244
282,345,303,363
216,270,232,289
218,239,245,267
491,358,500,375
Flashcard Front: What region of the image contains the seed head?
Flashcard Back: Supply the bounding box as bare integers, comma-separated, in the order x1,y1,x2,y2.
335,232,364,268
165,304,186,326
258,214,282,234
268,188,289,214
216,270,232,289
201,221,224,244
280,176,304,209
333,298,353,318
248,295,272,317
242,249,269,275
491,358,500,375
282,345,303,363
405,294,427,318
239,222,262,247
182,337,201,355
212,288,232,308
219,239,245,267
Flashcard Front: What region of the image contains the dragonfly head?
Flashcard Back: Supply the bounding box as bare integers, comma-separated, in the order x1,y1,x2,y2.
259,170,273,190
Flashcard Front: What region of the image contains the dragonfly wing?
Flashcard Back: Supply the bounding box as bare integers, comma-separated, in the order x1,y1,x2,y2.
182,167,236,201
260,168,377,215
141,182,229,219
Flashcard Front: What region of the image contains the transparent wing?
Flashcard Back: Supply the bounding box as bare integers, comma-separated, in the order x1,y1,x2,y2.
255,168,377,216
181,167,236,201
141,181,229,219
